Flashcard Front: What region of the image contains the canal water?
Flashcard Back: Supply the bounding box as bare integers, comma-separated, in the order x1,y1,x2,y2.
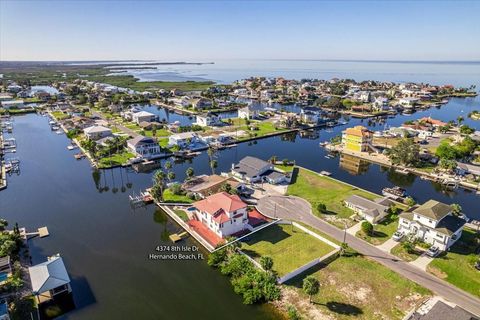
0,115,282,320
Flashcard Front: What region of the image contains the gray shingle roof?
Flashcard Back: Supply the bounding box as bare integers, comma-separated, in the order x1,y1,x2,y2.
413,200,452,220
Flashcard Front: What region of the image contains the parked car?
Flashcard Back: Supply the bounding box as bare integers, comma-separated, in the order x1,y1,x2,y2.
392,231,404,242
426,246,440,257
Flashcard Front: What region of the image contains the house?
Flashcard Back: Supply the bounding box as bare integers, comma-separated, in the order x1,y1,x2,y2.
399,97,420,107
456,162,480,177
344,195,392,223
418,117,447,128
238,105,259,120
299,107,320,124
196,113,222,127
373,97,390,111
342,126,373,152
182,174,243,198
190,98,212,110
127,136,162,159
168,132,199,148
0,256,12,285
28,254,72,304
0,93,13,101
397,200,466,251
83,125,112,140
406,299,478,320
0,100,25,109
193,192,248,238
132,111,156,124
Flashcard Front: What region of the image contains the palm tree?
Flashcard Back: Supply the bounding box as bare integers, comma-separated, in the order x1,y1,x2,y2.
303,276,320,303
167,171,175,182
185,167,194,180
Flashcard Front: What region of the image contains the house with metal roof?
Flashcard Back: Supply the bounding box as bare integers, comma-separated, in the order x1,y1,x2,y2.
344,195,392,223
397,200,466,251
83,125,112,140
28,254,71,304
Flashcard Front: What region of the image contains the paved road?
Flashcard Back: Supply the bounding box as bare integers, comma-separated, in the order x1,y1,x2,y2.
257,196,480,316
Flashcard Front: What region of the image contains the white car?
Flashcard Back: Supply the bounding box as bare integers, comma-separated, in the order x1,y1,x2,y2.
392,231,404,242
426,246,440,257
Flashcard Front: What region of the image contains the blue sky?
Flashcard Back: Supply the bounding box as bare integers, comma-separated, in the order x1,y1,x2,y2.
1,0,479,61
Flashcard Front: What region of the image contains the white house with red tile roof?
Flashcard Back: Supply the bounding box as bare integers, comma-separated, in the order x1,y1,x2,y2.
193,192,248,238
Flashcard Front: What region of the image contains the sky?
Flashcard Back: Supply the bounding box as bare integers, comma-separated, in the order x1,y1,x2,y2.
0,0,479,61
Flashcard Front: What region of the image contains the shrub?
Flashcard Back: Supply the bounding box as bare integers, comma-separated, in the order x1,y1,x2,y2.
361,221,374,235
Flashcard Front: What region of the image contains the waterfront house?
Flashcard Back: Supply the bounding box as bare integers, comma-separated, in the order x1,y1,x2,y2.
344,195,392,223
191,98,213,110
456,162,480,178
373,97,390,111
196,113,222,127
132,110,156,124
193,192,248,238
231,156,286,184
397,200,466,251
28,254,72,304
0,93,13,101
238,105,259,120
168,132,199,148
0,100,25,109
127,136,162,159
399,97,419,108
83,125,112,140
182,174,243,198
342,126,374,152
299,107,322,124
6,84,22,93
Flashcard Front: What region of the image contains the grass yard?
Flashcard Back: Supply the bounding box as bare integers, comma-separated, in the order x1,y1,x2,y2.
162,189,193,203
241,224,335,276
174,209,189,222
275,164,295,172
285,254,431,320
51,111,70,120
355,214,399,245
427,228,480,298
287,168,378,227
390,243,423,262
97,151,134,168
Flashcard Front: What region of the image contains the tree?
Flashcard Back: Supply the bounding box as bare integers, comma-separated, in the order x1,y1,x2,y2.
457,116,464,126
436,140,457,160
387,138,420,166
439,158,457,171
164,161,172,171
210,160,218,174
207,248,227,267
302,275,320,303
287,305,301,320
402,241,415,254
460,125,475,135
167,171,176,182
185,167,195,180
451,203,462,216
361,221,374,236
260,256,274,272
0,219,8,231
405,196,416,207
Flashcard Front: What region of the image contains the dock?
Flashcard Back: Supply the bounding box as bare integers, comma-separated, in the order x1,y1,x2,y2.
19,226,50,240
169,231,188,243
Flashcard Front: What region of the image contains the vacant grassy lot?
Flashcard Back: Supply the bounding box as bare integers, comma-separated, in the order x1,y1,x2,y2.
287,168,378,227
241,224,335,276
356,214,399,245
428,228,480,298
285,253,431,320
51,111,70,120
162,189,193,203
97,151,134,168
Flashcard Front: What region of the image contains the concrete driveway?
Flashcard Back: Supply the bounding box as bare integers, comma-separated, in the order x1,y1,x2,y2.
410,253,435,271
256,195,312,220
376,238,399,253
346,222,362,235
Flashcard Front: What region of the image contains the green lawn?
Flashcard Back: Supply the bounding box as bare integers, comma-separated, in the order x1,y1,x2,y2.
356,214,399,245
428,228,480,298
97,151,134,168
390,243,423,262
51,111,70,120
144,128,171,137
287,168,378,227
241,224,335,276
286,254,431,320
275,164,295,172
162,189,193,203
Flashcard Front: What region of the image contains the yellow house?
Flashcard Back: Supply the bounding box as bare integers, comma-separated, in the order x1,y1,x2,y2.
342,126,373,152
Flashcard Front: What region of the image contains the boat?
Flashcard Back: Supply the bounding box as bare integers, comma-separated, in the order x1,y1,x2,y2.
319,141,328,147
382,186,407,200
324,154,334,159
74,153,86,160
395,168,410,175
56,130,63,135
320,170,331,176
67,145,78,150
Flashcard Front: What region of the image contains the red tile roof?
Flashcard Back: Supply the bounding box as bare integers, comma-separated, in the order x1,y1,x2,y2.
193,192,247,215
187,220,224,247
212,209,230,224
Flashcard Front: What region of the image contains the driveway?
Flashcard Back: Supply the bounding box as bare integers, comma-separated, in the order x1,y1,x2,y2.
346,222,362,235
255,196,480,316
410,253,435,271
376,238,399,253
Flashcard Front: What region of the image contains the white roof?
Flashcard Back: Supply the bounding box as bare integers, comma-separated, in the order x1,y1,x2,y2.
171,132,197,139
84,125,111,133
28,256,70,294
